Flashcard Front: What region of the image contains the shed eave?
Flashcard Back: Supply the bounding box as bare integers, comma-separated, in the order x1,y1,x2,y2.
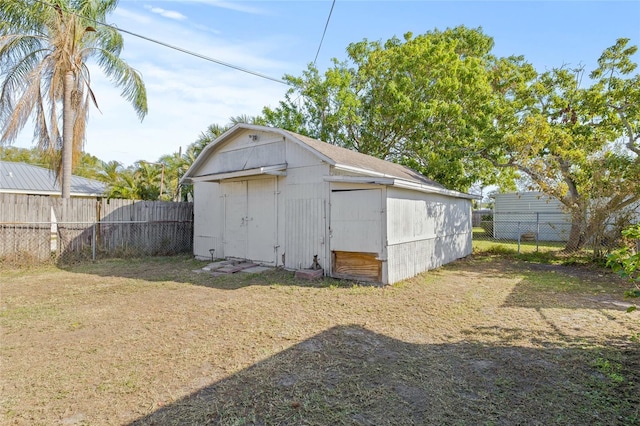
330,165,477,200
333,163,398,180
392,179,479,200
189,163,288,183
323,175,395,185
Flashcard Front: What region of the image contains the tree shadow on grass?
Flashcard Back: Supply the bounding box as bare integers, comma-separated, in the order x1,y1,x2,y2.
129,324,639,425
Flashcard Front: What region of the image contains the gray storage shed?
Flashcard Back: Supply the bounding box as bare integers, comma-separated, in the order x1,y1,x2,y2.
181,124,475,284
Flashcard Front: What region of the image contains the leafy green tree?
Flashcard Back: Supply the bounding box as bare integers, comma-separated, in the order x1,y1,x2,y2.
0,146,49,166
261,29,637,253
262,26,532,191
72,152,103,179
1,145,102,179
0,0,147,198
491,39,640,252
134,161,161,200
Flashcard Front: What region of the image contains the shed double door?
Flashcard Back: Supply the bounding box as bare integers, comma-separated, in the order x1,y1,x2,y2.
223,178,275,263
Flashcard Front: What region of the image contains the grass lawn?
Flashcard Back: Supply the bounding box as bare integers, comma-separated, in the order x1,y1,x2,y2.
1,254,639,425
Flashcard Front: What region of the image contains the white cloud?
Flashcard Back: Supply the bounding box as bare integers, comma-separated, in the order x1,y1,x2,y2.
77,6,293,165
113,8,152,25
81,64,288,165
143,5,187,21
183,0,268,15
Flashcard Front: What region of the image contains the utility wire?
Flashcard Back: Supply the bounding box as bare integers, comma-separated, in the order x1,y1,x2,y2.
292,0,337,106
111,26,289,85
29,0,290,86
313,0,336,66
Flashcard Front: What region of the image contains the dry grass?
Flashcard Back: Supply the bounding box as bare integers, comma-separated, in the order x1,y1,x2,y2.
1,255,638,425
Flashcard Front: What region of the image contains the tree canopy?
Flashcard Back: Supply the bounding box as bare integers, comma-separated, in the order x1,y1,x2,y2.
262,26,533,191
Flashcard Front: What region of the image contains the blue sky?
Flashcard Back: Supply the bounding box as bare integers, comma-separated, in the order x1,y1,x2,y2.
12,0,640,166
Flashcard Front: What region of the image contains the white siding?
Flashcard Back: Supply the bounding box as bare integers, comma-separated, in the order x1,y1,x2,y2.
196,133,285,177
285,198,326,270
193,182,224,260
221,181,247,259
386,188,472,284
494,192,571,241
330,188,383,253
281,163,329,271
246,179,277,263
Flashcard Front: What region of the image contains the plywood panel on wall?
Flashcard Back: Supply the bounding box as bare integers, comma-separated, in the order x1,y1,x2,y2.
332,251,381,282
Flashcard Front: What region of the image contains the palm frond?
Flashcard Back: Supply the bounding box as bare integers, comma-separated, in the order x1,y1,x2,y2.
94,47,147,119
1,60,47,144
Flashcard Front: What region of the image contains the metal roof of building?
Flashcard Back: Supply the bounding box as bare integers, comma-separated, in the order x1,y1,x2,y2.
0,161,106,197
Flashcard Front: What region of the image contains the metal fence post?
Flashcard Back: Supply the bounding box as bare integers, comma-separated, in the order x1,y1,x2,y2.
536,212,540,252
92,222,96,261
517,221,521,254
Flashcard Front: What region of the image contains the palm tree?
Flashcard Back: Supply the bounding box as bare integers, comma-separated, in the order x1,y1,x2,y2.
158,151,188,201
191,123,227,157
228,114,265,126
97,159,123,183
104,167,138,199
133,161,161,200
103,162,159,200
0,0,147,198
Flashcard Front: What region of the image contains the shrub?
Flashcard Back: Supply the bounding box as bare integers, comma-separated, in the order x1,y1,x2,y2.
606,223,640,313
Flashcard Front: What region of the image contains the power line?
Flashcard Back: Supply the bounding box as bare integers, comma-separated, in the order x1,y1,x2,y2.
29,0,290,86
313,0,336,66
112,26,289,85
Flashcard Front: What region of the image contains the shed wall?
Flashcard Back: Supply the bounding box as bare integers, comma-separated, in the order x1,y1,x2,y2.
195,130,285,177
191,136,332,268
193,182,223,259
328,185,385,282
281,159,329,271
385,188,472,284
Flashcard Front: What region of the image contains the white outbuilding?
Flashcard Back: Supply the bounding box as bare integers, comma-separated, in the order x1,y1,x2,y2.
493,192,572,242
181,124,475,284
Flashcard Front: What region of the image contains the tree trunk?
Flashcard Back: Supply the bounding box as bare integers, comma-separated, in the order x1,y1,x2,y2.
564,211,587,252
61,71,74,199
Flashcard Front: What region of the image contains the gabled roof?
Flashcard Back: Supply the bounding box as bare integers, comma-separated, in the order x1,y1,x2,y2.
0,161,106,197
182,124,475,199
283,129,443,188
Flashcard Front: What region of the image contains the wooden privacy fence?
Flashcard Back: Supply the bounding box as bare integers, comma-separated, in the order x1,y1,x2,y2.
0,194,193,264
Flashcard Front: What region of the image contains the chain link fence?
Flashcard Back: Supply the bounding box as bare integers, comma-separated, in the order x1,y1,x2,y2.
473,211,632,256
0,220,193,266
